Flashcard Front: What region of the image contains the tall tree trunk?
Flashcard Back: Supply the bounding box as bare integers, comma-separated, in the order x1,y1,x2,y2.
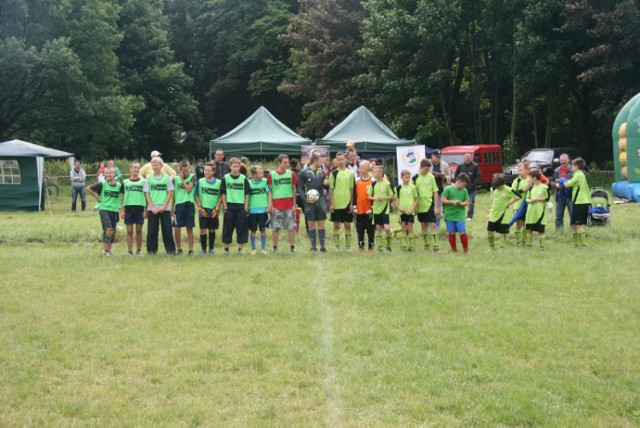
532,98,538,148
484,48,498,145
544,85,555,148
510,41,517,148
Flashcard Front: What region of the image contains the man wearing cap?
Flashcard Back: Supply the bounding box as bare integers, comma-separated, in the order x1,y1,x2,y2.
430,149,450,229
140,150,177,179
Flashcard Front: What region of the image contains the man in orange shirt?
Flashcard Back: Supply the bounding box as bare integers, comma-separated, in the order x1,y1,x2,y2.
353,160,375,252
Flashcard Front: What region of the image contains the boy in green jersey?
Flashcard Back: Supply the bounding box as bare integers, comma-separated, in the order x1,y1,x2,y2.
267,154,298,252
441,174,470,253
525,169,549,250
120,162,146,256
367,165,395,252
221,158,251,255
564,158,592,246
510,163,529,246
144,157,176,255
87,167,123,256
394,170,418,251
195,163,222,254
487,174,519,248
248,165,271,255
413,159,440,252
172,160,196,255
328,152,355,251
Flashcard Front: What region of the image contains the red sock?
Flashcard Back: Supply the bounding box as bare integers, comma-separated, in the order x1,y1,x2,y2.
448,233,457,251
460,233,469,252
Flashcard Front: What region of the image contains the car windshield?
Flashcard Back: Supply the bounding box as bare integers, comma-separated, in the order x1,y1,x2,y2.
441,154,466,165
523,150,553,164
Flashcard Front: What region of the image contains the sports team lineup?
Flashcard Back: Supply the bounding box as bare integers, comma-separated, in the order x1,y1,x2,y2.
87,146,595,257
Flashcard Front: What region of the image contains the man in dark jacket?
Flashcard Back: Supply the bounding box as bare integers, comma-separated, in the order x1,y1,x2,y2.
550,153,573,230
454,153,481,220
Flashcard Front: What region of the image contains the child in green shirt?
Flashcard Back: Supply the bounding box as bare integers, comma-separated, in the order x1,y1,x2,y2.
525,169,549,250
393,170,418,251
441,173,470,253
564,158,592,246
510,163,529,246
367,165,395,252
87,167,123,256
487,174,519,248
413,159,440,252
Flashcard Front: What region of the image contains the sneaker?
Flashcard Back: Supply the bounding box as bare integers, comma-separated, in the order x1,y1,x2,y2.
199,249,206,255
209,249,215,255
272,247,278,253
136,250,144,257
290,247,296,253
335,247,341,252
408,247,414,252
128,251,133,256
358,248,364,253
103,250,112,257
346,247,352,252
466,218,472,222
385,247,392,253
310,248,318,252
320,248,327,253
251,249,256,255
261,249,267,255
223,249,230,255
177,249,184,255
434,247,441,254
238,249,245,255
188,250,194,256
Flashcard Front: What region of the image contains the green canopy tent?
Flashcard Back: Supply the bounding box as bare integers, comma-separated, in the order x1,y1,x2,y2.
315,106,416,152
0,139,73,211
209,106,311,157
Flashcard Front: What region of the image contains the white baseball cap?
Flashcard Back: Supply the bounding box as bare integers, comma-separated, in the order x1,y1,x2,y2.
150,150,162,158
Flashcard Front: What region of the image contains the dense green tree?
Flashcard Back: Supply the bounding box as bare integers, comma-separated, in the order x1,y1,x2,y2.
282,0,368,139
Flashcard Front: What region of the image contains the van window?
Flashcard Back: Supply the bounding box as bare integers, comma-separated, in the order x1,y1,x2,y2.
0,160,21,184
485,152,500,163
474,154,481,163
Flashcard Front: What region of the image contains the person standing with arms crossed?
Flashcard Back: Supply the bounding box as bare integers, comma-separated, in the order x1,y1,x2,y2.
329,152,355,251
70,159,87,211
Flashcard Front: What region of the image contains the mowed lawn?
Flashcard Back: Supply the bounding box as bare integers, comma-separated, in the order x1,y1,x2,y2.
0,190,639,425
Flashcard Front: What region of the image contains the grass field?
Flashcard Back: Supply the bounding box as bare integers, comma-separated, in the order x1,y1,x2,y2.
1,187,639,425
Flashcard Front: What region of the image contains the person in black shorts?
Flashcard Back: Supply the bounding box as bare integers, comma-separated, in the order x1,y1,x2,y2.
298,152,328,252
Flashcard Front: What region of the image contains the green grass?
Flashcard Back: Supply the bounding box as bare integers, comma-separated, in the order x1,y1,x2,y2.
1,187,639,425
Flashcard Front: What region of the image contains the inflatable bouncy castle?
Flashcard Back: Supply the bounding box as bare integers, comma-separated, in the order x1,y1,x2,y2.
612,93,640,202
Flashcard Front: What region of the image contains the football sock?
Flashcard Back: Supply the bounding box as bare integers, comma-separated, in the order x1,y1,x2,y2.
573,231,579,246
200,234,207,251
460,233,469,252
525,232,533,247
500,234,507,248
422,232,430,247
515,230,522,245
431,233,438,250
333,232,340,247
448,233,457,252
260,235,267,250
488,235,495,247
208,231,215,250
250,236,256,250
376,232,383,250
344,233,351,249
309,229,318,250
578,229,587,246
400,234,408,249
318,229,326,250
385,234,392,248
539,235,545,248
408,235,415,250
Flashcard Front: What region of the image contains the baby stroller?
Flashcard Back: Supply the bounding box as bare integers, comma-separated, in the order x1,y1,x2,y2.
587,187,611,227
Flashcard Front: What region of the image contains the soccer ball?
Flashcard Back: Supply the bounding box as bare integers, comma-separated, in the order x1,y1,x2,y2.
306,189,320,204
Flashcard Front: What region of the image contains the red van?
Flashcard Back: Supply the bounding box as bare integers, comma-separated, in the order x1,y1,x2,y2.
440,144,503,188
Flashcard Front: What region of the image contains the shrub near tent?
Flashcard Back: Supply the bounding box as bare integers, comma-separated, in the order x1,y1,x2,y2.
612,93,640,201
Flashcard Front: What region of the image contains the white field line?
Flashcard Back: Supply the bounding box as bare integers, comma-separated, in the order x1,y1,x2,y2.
313,259,343,426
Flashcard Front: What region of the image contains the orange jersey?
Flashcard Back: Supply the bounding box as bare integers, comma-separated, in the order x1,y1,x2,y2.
355,177,374,214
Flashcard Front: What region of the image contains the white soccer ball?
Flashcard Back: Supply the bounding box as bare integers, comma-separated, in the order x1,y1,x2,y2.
306,189,320,204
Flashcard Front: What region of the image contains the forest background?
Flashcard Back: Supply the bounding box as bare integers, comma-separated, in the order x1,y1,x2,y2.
2,0,638,164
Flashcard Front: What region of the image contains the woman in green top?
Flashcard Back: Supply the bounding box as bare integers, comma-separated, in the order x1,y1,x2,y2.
87,167,123,257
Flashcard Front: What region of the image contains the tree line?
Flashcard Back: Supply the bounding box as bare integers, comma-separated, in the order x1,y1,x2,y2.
1,0,638,163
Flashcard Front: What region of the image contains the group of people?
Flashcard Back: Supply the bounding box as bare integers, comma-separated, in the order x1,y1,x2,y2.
80,145,591,257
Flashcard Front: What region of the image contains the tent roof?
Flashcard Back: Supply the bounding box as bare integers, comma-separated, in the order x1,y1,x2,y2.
316,106,415,152
210,106,311,155
0,139,73,158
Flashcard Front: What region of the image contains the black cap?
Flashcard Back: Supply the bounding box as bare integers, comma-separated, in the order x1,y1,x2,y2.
432,149,442,156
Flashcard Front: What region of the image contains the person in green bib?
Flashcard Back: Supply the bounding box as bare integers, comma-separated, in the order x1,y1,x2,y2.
220,158,251,254
267,154,299,252
487,174,520,248
248,165,272,255
328,151,355,251
172,160,196,255
144,157,176,255
87,167,123,256
412,159,440,252
195,163,223,255
525,169,549,250
120,162,146,256
564,157,592,246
